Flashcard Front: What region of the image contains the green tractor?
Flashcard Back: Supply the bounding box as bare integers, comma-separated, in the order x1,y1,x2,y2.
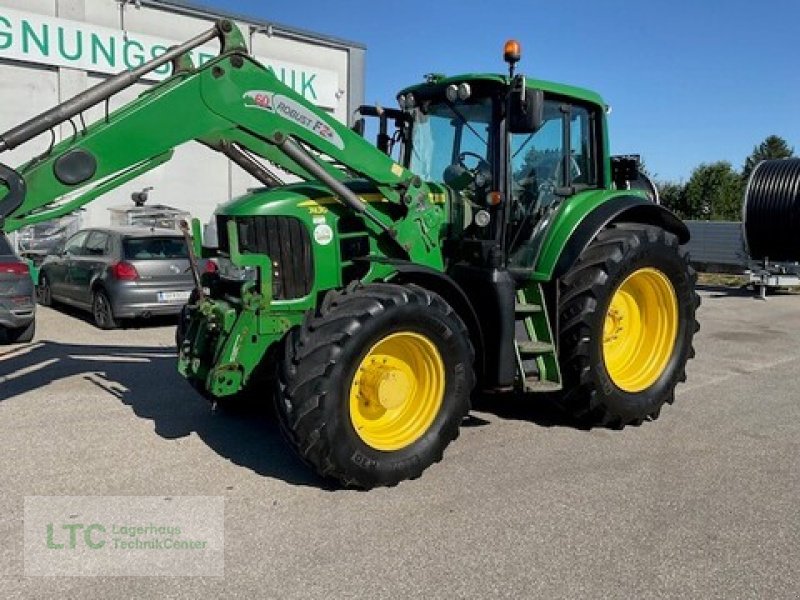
0,23,698,488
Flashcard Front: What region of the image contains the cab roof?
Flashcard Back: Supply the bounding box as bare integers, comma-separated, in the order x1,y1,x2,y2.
399,73,606,108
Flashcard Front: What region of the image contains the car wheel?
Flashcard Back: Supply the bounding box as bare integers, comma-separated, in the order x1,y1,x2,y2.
7,320,35,343
92,289,119,330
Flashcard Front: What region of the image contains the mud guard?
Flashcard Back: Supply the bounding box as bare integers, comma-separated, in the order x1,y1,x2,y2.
549,196,689,280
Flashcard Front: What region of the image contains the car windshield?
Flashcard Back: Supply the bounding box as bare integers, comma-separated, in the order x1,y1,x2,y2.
123,237,188,260
409,98,492,182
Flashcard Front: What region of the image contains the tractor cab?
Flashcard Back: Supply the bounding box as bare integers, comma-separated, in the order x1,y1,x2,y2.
357,44,609,274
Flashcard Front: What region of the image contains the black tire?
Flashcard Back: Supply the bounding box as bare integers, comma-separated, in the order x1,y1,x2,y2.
278,283,475,489
92,289,119,330
3,320,35,344
558,224,699,428
38,273,52,307
176,304,189,350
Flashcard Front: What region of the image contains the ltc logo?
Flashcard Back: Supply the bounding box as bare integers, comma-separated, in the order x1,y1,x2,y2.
46,523,106,550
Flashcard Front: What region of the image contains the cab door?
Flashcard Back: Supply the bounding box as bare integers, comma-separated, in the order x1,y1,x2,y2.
506,99,599,270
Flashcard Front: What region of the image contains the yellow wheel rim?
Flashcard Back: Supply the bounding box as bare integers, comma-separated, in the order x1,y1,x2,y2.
602,267,679,393
349,332,445,451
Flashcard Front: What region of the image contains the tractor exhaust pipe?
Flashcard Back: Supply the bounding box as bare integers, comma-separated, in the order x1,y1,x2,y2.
0,22,229,153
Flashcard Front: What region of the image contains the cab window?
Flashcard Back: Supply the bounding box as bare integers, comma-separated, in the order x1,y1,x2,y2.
409,98,492,182
510,100,598,203
508,99,599,266
570,105,596,186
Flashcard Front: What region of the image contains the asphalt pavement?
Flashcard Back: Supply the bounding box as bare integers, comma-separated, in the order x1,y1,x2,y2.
1,286,798,598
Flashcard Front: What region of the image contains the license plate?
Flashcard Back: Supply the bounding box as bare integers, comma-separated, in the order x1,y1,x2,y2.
157,290,191,303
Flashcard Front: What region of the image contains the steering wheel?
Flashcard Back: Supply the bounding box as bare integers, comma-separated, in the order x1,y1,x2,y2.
458,151,491,174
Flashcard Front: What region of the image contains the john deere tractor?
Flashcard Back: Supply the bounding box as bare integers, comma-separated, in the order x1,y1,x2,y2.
0,24,698,487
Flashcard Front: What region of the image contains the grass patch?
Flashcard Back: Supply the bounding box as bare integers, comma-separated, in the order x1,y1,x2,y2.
697,272,748,287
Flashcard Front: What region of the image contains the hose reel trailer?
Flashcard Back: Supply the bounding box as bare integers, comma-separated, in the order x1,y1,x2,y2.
743,158,800,297
743,158,800,262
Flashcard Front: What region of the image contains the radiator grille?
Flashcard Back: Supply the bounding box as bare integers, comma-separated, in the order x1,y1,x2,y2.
216,215,313,300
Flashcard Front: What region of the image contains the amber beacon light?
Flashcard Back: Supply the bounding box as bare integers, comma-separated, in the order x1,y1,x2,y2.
503,39,521,66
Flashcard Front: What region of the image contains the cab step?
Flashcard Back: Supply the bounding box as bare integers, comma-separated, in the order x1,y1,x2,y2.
523,377,563,393
517,340,554,355
514,302,542,315
513,284,562,393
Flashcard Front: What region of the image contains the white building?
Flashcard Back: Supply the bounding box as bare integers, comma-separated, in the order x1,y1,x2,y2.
0,0,365,231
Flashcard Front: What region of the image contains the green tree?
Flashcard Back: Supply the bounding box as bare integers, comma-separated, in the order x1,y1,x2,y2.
742,135,794,181
684,161,743,221
656,180,688,218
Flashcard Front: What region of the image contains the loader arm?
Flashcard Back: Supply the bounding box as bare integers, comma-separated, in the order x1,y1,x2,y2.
0,20,439,264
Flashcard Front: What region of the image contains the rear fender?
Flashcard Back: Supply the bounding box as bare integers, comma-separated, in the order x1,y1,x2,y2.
534,193,689,281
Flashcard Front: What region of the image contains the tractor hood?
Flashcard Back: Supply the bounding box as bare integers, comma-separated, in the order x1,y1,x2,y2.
216,179,385,220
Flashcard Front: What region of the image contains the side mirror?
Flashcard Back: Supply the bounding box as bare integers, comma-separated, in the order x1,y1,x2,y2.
509,81,544,134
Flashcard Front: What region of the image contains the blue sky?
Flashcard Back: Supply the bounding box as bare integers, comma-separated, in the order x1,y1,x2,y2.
211,0,799,182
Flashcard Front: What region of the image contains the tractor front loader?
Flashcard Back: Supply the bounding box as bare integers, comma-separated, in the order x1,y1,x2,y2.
0,24,699,488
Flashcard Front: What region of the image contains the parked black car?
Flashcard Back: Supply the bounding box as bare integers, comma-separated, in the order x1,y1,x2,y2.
0,233,36,343
38,227,209,329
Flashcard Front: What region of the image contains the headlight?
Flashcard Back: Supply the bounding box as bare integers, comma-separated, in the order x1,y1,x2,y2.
217,257,257,281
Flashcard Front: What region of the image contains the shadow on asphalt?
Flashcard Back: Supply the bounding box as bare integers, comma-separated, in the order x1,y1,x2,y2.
472,391,584,430
0,340,327,489
44,301,181,330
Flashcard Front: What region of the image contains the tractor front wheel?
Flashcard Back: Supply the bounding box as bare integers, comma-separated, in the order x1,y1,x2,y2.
558,224,699,427
277,283,475,488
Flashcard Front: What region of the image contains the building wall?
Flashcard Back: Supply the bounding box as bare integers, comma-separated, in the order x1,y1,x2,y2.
0,0,365,231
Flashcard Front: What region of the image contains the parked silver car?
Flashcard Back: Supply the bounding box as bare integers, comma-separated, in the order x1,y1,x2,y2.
38,227,207,329
0,233,36,343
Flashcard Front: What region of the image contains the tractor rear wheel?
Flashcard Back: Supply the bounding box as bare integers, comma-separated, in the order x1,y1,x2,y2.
277,283,475,488
558,224,699,427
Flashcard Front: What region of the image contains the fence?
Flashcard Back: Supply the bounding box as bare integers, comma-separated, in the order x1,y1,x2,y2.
683,220,748,273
